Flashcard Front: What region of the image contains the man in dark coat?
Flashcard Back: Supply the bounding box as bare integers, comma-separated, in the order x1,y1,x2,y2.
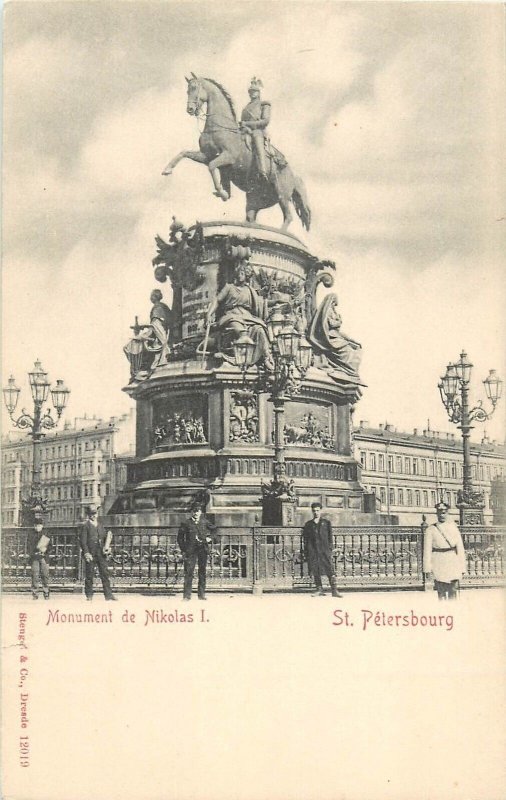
28,516,51,600
302,502,342,597
177,507,216,600
79,505,117,601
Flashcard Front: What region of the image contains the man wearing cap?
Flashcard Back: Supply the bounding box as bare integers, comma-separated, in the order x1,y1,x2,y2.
423,501,466,600
79,505,117,601
240,77,271,180
28,517,51,600
302,502,343,597
177,506,216,601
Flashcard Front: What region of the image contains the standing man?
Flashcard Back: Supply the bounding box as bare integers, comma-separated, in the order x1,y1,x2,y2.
303,502,343,597
240,77,271,180
177,506,215,601
424,501,466,600
79,505,117,601
28,516,51,600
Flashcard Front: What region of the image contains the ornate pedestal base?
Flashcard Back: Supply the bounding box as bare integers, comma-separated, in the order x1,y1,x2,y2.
457,488,485,526
459,507,485,526
261,496,297,526
114,221,376,528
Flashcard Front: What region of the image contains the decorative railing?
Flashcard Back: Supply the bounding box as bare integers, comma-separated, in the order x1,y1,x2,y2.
2,528,81,589
2,526,504,592
461,528,504,586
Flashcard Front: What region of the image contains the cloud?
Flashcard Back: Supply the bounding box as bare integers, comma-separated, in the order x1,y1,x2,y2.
331,248,505,439
2,2,505,440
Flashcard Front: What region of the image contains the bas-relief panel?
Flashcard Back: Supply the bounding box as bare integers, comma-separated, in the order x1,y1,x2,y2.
229,390,259,443
152,395,208,450
282,400,334,451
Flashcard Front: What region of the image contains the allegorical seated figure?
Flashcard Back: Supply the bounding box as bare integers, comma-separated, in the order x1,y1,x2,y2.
207,262,274,370
308,293,362,377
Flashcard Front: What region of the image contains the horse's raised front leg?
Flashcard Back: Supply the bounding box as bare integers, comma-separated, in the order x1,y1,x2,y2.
162,150,208,176
208,152,234,200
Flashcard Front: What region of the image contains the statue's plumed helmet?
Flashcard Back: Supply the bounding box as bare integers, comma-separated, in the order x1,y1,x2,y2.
249,77,263,91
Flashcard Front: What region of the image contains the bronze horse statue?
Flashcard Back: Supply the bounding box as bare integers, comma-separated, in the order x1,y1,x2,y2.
162,75,311,231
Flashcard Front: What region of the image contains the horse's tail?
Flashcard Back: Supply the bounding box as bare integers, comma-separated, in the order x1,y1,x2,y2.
292,175,311,231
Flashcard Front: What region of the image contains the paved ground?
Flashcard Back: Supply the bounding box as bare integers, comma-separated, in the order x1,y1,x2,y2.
3,584,503,604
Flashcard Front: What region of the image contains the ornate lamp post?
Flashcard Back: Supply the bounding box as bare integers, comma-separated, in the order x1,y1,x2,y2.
438,351,502,525
3,361,70,524
234,321,313,524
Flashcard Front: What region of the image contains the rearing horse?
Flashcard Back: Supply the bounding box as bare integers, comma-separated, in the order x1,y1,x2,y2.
162,74,311,231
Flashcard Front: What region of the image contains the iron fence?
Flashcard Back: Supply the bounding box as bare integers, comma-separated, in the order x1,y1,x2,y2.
461,528,505,587
2,525,504,593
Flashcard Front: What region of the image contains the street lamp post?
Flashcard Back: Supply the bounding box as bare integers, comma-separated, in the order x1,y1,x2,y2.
438,351,502,525
3,361,70,524
234,319,313,525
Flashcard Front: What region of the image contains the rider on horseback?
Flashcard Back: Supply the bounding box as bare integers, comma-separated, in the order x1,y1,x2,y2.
163,74,309,230
240,77,271,180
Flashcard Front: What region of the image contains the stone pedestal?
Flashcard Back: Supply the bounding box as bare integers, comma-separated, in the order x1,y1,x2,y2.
111,220,376,528
457,487,486,526
262,496,297,526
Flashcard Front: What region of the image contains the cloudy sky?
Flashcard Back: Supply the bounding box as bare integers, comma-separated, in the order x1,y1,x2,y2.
3,1,505,441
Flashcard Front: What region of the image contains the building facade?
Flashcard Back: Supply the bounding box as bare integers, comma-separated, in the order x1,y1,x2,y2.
4,410,503,528
1,411,135,526
354,421,505,525
490,477,506,525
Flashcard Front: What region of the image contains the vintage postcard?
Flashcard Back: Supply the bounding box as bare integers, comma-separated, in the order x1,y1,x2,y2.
2,2,505,799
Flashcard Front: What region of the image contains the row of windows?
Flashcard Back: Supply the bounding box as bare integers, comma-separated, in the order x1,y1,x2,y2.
42,483,110,501
360,452,504,480
3,467,34,484
2,437,112,466
42,459,109,479
42,438,111,460
1,480,113,506
367,486,492,510
3,469,20,483
2,451,32,465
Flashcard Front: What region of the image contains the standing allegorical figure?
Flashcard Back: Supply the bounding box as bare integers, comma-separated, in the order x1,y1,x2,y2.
239,77,271,180
28,516,51,600
423,501,467,600
302,502,343,597
79,505,117,601
177,506,216,601
149,288,172,365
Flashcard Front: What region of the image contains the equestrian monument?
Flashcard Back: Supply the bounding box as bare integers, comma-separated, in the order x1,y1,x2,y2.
111,75,376,527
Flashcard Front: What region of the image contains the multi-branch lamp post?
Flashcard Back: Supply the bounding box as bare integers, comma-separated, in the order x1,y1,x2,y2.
233,311,313,524
438,351,502,525
3,361,70,523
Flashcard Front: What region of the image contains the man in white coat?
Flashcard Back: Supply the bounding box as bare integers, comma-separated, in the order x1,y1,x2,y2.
423,501,467,599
